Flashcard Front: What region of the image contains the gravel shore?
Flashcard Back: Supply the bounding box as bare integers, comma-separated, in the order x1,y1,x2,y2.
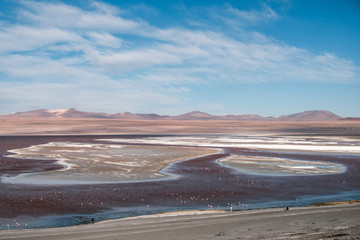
1,203,359,240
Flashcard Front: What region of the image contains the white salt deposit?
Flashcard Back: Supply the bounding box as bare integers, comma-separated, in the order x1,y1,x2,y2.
98,135,360,154
4,135,356,184
219,155,345,176
4,141,219,185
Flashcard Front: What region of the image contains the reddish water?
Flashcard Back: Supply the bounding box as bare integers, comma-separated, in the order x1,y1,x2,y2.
1,135,359,229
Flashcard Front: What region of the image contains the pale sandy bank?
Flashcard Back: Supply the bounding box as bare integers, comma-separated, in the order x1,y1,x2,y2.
1,204,359,240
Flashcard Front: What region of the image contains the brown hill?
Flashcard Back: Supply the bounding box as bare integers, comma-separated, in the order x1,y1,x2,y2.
111,112,144,120
342,117,360,121
1,109,344,121
223,114,270,121
9,109,54,118
172,111,218,120
60,108,110,118
4,108,110,119
111,112,168,120
279,110,341,121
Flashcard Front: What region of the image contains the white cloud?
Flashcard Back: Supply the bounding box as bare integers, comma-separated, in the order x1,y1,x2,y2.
93,48,183,72
0,78,183,114
0,26,81,52
87,32,123,48
207,3,280,29
22,1,143,31
2,1,354,83
0,1,358,114
90,1,123,15
0,54,109,82
226,4,280,24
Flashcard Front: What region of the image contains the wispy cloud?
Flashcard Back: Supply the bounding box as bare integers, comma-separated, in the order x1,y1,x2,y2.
224,3,280,24
19,1,143,31
0,1,358,114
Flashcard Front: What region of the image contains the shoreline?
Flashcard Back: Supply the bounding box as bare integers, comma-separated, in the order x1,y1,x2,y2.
1,190,360,231
1,203,359,239
102,199,360,221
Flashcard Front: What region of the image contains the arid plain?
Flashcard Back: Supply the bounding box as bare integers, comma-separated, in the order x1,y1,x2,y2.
1,117,360,135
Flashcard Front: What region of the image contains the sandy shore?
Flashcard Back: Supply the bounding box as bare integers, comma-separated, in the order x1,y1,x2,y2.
1,204,359,240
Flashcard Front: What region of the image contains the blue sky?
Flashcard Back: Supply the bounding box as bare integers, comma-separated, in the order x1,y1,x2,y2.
0,0,359,117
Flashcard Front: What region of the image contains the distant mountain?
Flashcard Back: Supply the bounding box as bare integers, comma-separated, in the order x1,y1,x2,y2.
278,110,341,121
111,112,144,120
58,108,110,119
223,114,270,121
7,109,54,118
4,108,110,119
137,113,169,120
173,111,219,120
342,117,360,121
1,109,345,121
111,112,168,120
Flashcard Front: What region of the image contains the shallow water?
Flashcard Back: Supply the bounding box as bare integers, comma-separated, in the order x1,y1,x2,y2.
218,155,346,176
0,135,359,230
5,142,218,184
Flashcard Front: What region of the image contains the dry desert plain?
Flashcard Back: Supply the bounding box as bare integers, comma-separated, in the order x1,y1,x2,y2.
0,118,360,239
1,117,360,135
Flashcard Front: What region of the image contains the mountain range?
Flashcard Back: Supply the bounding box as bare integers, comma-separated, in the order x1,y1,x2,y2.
0,108,348,121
